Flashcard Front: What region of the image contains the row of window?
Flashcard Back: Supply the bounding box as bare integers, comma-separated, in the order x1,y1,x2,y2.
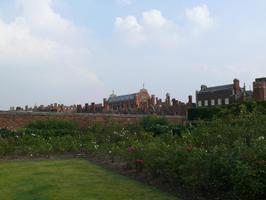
198,98,229,107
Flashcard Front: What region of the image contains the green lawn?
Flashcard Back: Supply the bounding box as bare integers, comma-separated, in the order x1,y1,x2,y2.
0,159,178,200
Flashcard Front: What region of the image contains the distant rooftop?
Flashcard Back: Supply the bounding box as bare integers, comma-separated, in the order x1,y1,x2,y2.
199,84,233,93
108,93,137,103
255,77,266,82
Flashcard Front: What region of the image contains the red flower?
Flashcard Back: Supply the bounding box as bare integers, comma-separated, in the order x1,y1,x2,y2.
186,145,193,152
127,146,136,153
135,159,144,165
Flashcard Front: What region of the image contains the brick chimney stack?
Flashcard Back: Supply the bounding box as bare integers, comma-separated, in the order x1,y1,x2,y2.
188,95,192,104
253,77,266,101
85,103,89,112
166,93,171,106
233,79,241,94
151,95,155,106
91,103,96,113
156,97,159,105
188,95,193,108
77,104,82,113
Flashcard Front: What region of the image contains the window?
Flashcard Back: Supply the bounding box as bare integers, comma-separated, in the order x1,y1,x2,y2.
225,98,229,105
198,101,202,107
204,100,208,106
211,99,215,106
218,98,222,105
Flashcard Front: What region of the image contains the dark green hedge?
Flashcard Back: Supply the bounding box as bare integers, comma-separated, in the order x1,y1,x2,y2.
188,101,266,121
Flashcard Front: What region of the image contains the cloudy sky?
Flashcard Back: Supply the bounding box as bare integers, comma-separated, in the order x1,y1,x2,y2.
0,0,266,110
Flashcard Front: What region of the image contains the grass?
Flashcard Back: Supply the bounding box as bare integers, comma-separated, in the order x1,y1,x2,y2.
0,159,178,200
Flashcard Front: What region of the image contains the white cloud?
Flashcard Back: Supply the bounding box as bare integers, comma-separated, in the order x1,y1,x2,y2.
115,16,145,44
142,10,168,28
114,6,214,46
0,0,104,109
185,4,214,30
115,16,142,32
114,9,179,46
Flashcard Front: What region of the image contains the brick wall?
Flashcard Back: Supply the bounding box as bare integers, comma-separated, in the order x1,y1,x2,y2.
253,80,266,101
0,112,186,131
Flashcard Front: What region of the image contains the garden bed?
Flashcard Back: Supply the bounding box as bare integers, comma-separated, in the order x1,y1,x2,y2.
1,112,265,200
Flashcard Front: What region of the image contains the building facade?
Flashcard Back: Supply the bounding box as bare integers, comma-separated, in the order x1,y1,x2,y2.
11,88,193,116
253,77,266,101
102,88,193,115
196,79,245,107
103,88,152,114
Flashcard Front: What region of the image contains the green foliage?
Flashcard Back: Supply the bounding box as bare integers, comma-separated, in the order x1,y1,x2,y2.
0,128,18,138
0,113,265,199
140,115,173,136
24,119,79,138
188,100,266,121
26,119,78,130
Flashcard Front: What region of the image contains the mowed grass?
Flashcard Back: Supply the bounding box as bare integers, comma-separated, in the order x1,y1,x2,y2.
0,159,178,200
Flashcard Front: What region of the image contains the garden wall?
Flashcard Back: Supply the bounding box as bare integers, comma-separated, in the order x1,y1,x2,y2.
0,112,186,130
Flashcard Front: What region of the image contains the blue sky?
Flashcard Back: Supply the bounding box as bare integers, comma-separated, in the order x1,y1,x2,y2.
0,0,266,110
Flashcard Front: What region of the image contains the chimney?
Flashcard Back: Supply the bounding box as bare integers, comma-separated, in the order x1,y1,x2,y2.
85,103,89,112
91,103,96,113
151,95,155,106
166,93,171,106
77,104,82,113
233,79,240,94
156,97,159,105
201,85,207,91
188,95,192,104
172,98,177,106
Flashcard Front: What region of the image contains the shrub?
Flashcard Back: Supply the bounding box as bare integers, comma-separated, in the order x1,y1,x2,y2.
25,119,78,130
0,114,265,199
140,116,172,136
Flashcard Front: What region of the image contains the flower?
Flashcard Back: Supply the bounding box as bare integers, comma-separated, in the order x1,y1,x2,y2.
186,145,193,152
127,146,136,153
135,159,144,165
258,136,264,141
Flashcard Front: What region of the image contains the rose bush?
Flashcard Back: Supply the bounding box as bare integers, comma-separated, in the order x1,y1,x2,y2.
0,113,265,199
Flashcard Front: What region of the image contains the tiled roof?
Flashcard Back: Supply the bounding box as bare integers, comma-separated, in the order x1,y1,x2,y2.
199,84,233,93
255,77,266,82
108,93,137,103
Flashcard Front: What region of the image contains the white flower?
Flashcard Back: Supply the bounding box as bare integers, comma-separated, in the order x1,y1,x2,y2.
258,136,264,141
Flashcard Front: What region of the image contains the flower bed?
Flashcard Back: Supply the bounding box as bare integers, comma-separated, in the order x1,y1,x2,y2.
0,112,266,200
